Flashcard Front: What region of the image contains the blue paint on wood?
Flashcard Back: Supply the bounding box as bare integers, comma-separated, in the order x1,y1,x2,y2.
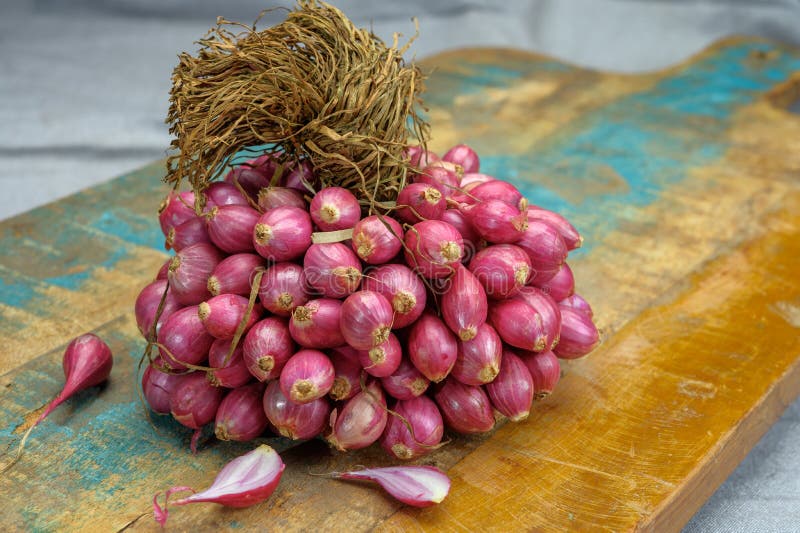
0,273,37,308
90,209,165,251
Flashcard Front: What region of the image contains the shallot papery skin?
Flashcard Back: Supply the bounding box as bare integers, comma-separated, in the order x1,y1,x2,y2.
407,313,458,383
554,308,599,359
380,395,444,460
404,220,464,279
433,379,495,435
533,262,575,302
159,190,197,236
290,298,346,349
170,372,225,431
468,244,531,300
441,265,487,341
396,183,446,223
451,323,503,386
257,186,306,211
488,298,547,352
262,380,329,440
253,206,313,261
198,294,262,340
279,349,335,404
462,199,528,244
310,186,362,231
443,144,479,174
303,243,363,298
331,466,450,507
527,206,583,250
327,381,388,451
153,444,285,526
243,317,295,381
485,350,534,422
380,357,430,401
520,349,561,399
351,215,403,265
516,286,562,352
214,382,268,442
207,253,265,297
168,243,224,305
207,205,261,254
135,279,181,339
157,305,214,370
516,220,568,284
258,262,309,316
339,290,393,350
361,264,426,329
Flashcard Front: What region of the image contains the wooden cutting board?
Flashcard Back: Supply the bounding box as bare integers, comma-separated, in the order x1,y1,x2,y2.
2,36,800,531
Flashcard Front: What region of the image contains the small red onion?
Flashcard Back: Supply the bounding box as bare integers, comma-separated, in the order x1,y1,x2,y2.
488,298,546,352
262,380,329,439
303,243,362,298
135,279,182,339
214,382,268,442
339,290,393,350
243,317,295,382
559,293,594,318
408,313,458,383
396,183,446,223
207,253,265,297
440,209,480,262
159,191,196,236
452,323,503,386
279,349,335,404
167,242,224,305
443,144,479,174
281,160,317,192
166,216,212,252
516,287,562,351
533,262,575,302
413,164,459,196
257,186,306,211
206,205,260,254
351,215,403,265
258,262,309,316
207,338,252,389
554,308,599,359
468,244,532,299
516,220,568,284
433,379,494,434
527,207,582,250
406,145,440,171
441,266,487,341
462,199,527,244
198,294,261,340
464,180,525,210
153,444,284,526
358,332,402,378
170,372,224,430
381,396,444,460
328,347,363,401
224,165,271,199
156,258,170,280
381,357,430,400
157,305,214,370
485,350,534,422
253,206,313,261
404,220,464,279
204,182,249,208
361,264,426,329
520,349,561,399
310,187,361,231
460,173,493,191
142,360,186,414
327,381,388,451
290,298,346,349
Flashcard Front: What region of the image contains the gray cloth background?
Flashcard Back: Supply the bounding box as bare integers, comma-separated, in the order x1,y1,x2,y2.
2,1,799,530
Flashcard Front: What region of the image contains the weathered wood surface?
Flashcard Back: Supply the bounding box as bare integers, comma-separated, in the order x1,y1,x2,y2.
1,36,800,531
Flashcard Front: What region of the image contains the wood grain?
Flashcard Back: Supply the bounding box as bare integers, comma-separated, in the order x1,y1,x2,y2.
1,36,800,531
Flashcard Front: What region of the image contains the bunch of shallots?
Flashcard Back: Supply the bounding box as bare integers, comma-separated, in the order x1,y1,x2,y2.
136,144,599,458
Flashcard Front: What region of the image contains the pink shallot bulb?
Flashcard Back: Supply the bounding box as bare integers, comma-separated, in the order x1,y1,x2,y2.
262,380,329,439
279,349,335,404
381,395,444,460
258,262,309,316
407,313,458,383
396,183,446,223
289,298,346,349
327,381,388,451
310,187,361,231
485,350,534,422
441,265,488,341
351,215,403,265
214,382,269,442
207,205,261,254
303,243,362,298
198,293,262,340
253,206,313,261
243,317,295,382
360,263,426,329
404,220,464,279
443,144,479,174
167,242,224,305
433,379,495,435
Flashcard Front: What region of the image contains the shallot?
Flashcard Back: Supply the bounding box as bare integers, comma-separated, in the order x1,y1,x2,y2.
214,382,268,441
351,215,403,265
485,350,534,421
279,349,335,404
407,313,458,382
207,205,261,254
253,206,313,261
243,317,294,381
262,380,329,439
327,381,388,451
327,466,450,507
380,396,444,460
310,187,361,231
404,220,464,279
339,291,393,350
